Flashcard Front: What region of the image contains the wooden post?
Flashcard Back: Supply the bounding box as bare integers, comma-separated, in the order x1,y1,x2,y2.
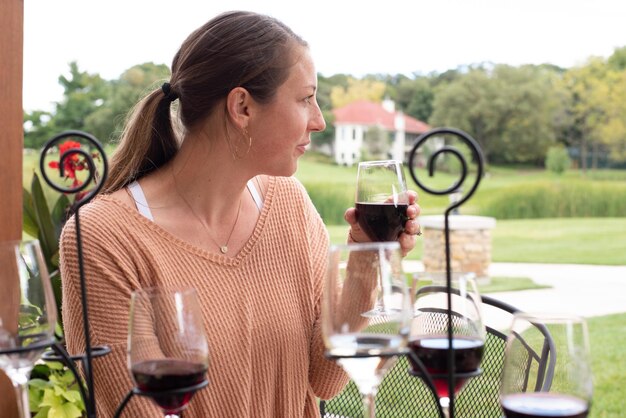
0,0,24,416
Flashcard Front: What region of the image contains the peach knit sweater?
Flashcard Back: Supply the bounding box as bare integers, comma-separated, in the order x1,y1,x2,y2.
60,176,348,417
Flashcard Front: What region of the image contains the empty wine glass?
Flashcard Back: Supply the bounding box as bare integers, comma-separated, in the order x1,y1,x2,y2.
500,313,592,418
355,160,409,242
0,240,57,418
322,242,412,418
409,272,486,418
128,287,209,418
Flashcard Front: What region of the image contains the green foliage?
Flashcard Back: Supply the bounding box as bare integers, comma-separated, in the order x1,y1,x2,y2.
23,173,70,327
429,64,560,165
479,180,626,219
545,145,572,174
29,362,84,418
305,182,354,225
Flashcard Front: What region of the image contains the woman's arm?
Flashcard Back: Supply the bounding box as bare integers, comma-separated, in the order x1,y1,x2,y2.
60,213,159,416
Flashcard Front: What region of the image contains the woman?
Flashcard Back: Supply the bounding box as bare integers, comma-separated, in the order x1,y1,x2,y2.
60,10,421,417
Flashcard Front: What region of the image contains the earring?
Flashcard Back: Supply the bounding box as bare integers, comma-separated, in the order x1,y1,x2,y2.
229,127,252,160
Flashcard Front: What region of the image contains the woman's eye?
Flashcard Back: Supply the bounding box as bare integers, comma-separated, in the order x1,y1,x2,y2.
304,95,314,104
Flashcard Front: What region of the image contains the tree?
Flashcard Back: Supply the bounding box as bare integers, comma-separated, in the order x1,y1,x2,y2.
557,58,626,170
330,77,386,108
86,62,171,143
608,46,626,71
24,62,109,149
429,65,560,165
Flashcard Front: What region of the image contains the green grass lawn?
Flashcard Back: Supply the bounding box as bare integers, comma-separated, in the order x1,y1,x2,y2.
328,217,626,266
588,313,626,418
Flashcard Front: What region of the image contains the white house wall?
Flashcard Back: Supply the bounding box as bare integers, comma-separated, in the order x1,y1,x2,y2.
334,124,364,166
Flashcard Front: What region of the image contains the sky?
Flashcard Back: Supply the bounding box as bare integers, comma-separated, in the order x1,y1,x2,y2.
23,0,626,112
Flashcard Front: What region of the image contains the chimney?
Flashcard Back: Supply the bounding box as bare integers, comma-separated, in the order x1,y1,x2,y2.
382,98,395,113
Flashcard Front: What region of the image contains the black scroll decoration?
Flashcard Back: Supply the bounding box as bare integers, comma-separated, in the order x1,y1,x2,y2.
406,127,485,418
39,130,110,418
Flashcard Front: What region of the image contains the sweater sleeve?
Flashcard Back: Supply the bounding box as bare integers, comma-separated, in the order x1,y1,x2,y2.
59,208,160,416
299,183,350,399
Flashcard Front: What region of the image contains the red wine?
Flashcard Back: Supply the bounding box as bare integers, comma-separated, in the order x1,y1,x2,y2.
408,336,484,398
355,202,409,242
132,359,207,413
501,393,589,418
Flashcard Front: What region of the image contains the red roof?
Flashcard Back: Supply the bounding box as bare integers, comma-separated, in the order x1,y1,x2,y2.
332,100,430,134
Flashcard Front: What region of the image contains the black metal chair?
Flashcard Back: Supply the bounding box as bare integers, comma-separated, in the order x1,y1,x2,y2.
320,293,555,417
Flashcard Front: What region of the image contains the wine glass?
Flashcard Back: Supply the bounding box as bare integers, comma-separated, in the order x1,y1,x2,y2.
0,240,57,418
322,241,412,418
500,313,592,418
355,160,409,242
409,272,486,418
128,287,209,418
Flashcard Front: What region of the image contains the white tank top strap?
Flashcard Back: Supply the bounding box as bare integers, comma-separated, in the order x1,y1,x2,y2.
128,179,262,221
246,179,264,212
127,181,155,221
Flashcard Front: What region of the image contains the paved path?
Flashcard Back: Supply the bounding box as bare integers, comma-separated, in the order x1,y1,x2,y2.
487,262,626,318
404,261,626,328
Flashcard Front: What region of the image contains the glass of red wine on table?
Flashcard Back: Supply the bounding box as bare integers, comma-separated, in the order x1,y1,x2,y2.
500,313,592,418
409,273,486,418
128,287,209,418
322,242,413,418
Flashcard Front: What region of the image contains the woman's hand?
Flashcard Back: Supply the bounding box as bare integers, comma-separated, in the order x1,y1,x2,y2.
344,190,421,257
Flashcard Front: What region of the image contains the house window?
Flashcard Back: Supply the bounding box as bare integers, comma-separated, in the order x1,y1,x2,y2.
352,128,357,140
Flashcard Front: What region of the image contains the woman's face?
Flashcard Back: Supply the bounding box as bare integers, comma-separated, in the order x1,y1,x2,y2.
247,46,325,176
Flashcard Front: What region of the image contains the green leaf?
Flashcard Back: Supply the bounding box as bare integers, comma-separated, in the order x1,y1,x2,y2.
49,402,83,418
30,173,58,263
29,383,44,411
51,194,71,244
33,406,51,418
28,378,52,389
23,186,39,238
45,361,65,371
61,389,82,404
40,387,63,407
57,369,76,385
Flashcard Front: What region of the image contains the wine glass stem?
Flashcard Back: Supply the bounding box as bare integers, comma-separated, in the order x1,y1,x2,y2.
13,381,31,418
362,392,376,418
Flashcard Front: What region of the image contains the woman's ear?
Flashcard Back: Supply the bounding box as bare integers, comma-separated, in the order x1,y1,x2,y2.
226,87,252,130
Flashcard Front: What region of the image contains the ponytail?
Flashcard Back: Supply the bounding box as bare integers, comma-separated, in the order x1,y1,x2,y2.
102,87,179,193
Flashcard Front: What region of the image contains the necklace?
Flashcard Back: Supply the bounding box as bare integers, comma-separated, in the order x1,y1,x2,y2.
172,171,243,254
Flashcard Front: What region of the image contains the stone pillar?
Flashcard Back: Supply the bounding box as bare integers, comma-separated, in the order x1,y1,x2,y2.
421,215,496,282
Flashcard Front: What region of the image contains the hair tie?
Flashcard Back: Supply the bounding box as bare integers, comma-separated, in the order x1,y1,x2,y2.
161,82,179,102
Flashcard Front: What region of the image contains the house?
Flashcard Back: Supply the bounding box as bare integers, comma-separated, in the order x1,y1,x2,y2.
331,99,430,166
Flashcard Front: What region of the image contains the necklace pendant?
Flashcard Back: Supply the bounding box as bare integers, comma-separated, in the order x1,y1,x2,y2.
220,246,228,254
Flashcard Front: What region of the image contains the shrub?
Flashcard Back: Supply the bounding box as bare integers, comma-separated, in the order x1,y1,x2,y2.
545,145,571,175
305,182,355,225
479,180,626,219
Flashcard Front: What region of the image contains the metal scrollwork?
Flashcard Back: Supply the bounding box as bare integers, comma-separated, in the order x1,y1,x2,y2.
406,127,485,418
39,130,109,418
39,130,108,210
407,127,484,216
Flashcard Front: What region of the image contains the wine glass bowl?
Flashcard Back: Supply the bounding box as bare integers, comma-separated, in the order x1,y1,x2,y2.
355,160,409,242
0,240,57,418
128,287,209,417
500,313,592,418
409,272,486,415
322,242,412,418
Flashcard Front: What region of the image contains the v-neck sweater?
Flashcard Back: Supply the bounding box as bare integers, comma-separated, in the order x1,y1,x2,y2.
59,176,348,417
